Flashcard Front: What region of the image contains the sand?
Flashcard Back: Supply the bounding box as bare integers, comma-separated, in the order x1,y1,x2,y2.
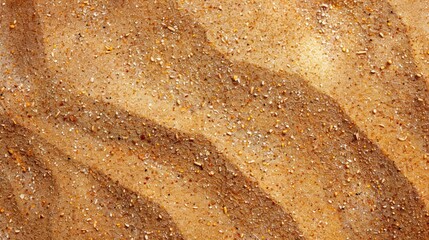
0,0,428,239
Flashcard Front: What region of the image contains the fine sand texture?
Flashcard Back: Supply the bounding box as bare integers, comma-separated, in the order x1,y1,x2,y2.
0,0,428,239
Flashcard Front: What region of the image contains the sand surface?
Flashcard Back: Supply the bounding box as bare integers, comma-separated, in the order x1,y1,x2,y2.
0,0,428,239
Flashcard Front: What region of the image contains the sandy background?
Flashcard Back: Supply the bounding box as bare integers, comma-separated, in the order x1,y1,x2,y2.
1,0,428,239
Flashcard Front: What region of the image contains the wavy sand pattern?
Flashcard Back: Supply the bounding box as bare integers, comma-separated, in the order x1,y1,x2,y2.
0,0,428,239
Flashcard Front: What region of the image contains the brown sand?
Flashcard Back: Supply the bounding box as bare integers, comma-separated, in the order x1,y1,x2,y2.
0,0,428,239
